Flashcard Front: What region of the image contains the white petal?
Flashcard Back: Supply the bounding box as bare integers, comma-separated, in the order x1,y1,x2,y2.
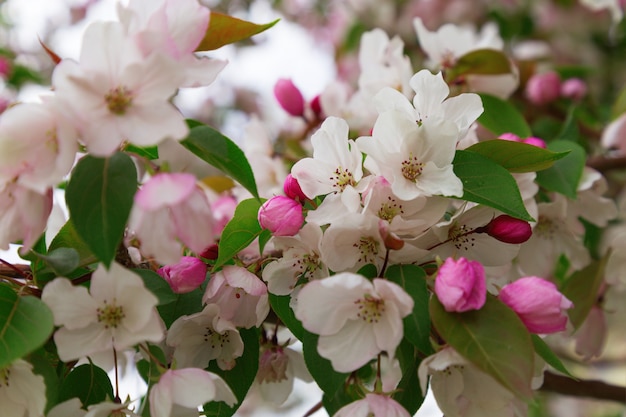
41,278,96,329
317,319,379,372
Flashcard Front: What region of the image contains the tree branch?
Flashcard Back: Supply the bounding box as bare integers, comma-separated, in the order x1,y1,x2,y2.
540,371,626,403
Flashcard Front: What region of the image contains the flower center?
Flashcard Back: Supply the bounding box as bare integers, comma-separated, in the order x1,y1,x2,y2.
533,216,560,239
258,347,289,384
448,223,476,251
0,367,10,387
291,252,322,284
401,154,424,182
105,86,134,115
204,327,231,349
353,236,380,264
355,295,385,323
330,166,355,192
377,196,404,221
97,301,125,329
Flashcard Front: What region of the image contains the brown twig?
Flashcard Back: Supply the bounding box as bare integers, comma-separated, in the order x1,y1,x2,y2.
587,155,626,172
540,371,626,403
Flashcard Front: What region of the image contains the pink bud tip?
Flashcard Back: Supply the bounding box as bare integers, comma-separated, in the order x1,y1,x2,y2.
560,78,587,101
522,137,547,148
525,71,561,105
498,132,522,142
274,78,305,117
283,174,307,203
310,95,323,119
157,256,208,293
258,196,304,236
485,215,532,244
435,257,486,312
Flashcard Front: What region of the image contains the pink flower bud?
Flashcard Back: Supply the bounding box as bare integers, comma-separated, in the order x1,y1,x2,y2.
310,94,323,119
0,57,11,79
498,277,573,334
283,173,307,202
525,71,561,105
560,78,587,101
378,219,405,251
274,78,305,117
522,136,547,148
157,256,207,293
484,215,532,244
258,196,304,236
498,132,522,142
435,257,486,312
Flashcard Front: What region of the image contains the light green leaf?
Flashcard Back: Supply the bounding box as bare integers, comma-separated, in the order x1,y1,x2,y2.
531,335,574,378
466,140,569,173
124,144,159,160
385,265,433,355
453,150,534,221
57,363,114,407
213,198,264,270
65,153,137,268
430,295,534,400
478,93,532,137
181,121,259,200
196,12,279,51
31,248,79,277
535,140,585,199
0,285,54,369
561,256,608,329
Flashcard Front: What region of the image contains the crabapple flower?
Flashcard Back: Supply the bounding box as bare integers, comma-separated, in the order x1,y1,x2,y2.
498,276,573,334
0,183,52,252
482,215,532,244
41,262,164,362
52,21,188,156
0,359,46,417
257,344,313,405
601,112,626,154
129,172,215,265
258,196,304,236
167,304,244,370
574,305,607,360
525,71,561,105
295,273,413,372
149,368,236,417
435,257,486,312
203,265,269,328
157,256,207,294
274,79,305,116
334,394,410,417
580,0,624,24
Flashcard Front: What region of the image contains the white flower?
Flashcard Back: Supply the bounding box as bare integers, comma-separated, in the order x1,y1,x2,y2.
356,110,463,200
580,0,624,24
294,273,413,372
167,304,244,370
334,393,410,417
256,345,313,405
149,368,236,417
41,262,164,362
0,359,46,417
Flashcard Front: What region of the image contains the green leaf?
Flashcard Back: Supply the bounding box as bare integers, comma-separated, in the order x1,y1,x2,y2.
453,150,534,221
196,12,279,51
478,93,532,137
393,338,425,414
322,385,360,416
531,335,574,378
448,49,512,80
560,256,607,329
28,348,60,413
357,263,378,279
48,220,98,267
611,85,626,119
466,140,569,173
204,328,260,417
430,295,534,400
181,121,259,200
302,331,349,396
65,153,137,268
555,106,581,144
124,144,159,160
214,198,264,270
385,265,433,355
134,269,179,306
57,363,114,407
31,248,79,277
0,285,54,369
257,229,272,256
269,294,304,340
535,141,585,199
157,284,206,328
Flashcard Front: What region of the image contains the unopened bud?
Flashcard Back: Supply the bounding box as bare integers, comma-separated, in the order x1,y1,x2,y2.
274,78,305,117
484,215,532,244
310,95,323,119
258,196,304,236
435,257,486,312
522,136,547,148
498,132,521,142
560,78,587,101
157,256,207,293
283,174,307,203
525,71,561,105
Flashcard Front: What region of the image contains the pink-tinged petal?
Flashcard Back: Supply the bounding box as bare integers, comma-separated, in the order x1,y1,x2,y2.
136,173,196,210
222,265,267,296
317,319,379,372
180,55,227,88
601,113,626,154
41,278,96,329
295,273,368,335
165,0,210,53
149,378,173,417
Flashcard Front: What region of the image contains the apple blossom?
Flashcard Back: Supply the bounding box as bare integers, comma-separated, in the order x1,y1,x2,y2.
334,394,410,417
435,257,487,312
149,368,236,417
157,256,207,294
41,262,164,361
203,265,269,328
274,78,305,116
601,112,626,154
167,304,244,370
295,273,413,372
258,195,304,236
0,359,46,417
256,344,313,404
128,172,215,265
498,276,573,334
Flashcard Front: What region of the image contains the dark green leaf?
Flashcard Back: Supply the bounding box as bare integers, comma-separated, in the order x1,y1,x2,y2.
555,106,581,144
196,12,279,51
535,141,585,199
204,328,260,417
124,144,159,160
385,265,433,355
322,383,362,416
31,248,79,276
48,220,98,266
302,331,349,396
357,263,378,279
65,153,137,268
0,285,54,369
58,363,114,407
214,199,264,270
258,229,272,256
157,284,206,328
269,294,304,340
393,338,425,414
466,140,569,173
134,269,179,306
478,93,532,137
430,295,534,399
561,256,607,329
453,150,534,221
531,335,574,378
28,349,60,413
181,121,259,200
449,49,512,80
